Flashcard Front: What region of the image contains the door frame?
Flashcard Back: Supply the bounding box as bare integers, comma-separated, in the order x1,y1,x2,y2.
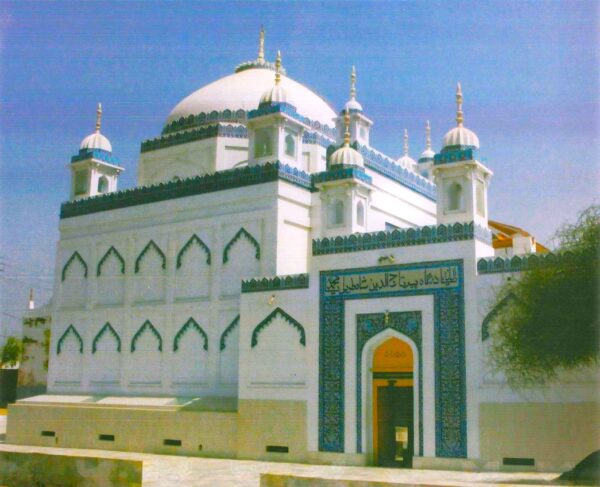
360,327,420,464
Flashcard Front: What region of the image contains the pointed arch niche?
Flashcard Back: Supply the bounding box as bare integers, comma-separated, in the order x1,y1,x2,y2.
60,251,88,309
175,234,211,300
97,246,126,306
134,240,166,303
248,308,306,386
54,324,83,385
129,320,162,387
221,228,261,296
219,314,239,386
90,322,121,387
356,314,422,463
172,318,209,387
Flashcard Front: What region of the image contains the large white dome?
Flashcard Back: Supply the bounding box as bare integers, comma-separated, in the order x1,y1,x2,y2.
166,67,336,129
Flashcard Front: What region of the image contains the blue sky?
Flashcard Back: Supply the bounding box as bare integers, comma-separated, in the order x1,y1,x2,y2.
0,1,598,338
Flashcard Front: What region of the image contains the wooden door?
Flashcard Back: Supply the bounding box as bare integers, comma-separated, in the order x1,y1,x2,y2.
377,383,413,467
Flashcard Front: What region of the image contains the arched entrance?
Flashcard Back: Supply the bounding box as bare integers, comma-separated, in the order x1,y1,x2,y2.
372,337,414,467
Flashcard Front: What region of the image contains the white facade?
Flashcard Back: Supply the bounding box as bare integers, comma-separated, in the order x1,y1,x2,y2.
12,35,598,472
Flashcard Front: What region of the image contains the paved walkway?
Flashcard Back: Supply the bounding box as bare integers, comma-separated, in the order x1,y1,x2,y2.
0,443,563,487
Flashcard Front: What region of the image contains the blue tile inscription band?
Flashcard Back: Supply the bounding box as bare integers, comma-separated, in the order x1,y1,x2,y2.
318,259,466,458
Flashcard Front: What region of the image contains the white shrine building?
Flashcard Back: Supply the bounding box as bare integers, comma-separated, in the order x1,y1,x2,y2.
7,31,598,471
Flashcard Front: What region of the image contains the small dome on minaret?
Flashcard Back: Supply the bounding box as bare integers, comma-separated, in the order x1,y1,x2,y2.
343,66,363,112
80,103,112,152
329,110,364,166
441,83,479,151
419,120,435,162
397,129,416,168
259,51,291,106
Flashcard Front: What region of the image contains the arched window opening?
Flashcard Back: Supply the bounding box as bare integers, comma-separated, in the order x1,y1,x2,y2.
328,199,344,226
74,170,88,196
97,176,109,194
285,132,296,157
447,182,463,211
254,128,272,158
357,201,365,226
476,179,485,217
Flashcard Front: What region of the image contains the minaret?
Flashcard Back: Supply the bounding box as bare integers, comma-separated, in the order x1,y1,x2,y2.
69,103,124,200
433,83,492,226
417,120,435,178
317,107,371,237
28,288,34,310
336,66,373,147
257,27,265,64
397,129,416,169
247,51,308,169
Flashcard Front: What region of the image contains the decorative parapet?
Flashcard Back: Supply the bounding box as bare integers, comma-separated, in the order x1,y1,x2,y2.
434,148,480,165
235,59,286,74
357,144,437,201
312,222,492,256
141,123,247,153
162,109,248,135
71,148,120,165
161,107,336,140
477,252,566,274
241,273,309,293
60,162,314,219
303,131,334,148
312,166,372,185
248,102,310,129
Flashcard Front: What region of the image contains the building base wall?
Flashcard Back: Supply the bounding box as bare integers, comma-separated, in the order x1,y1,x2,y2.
479,402,600,472
237,399,307,462
7,399,599,472
6,402,238,458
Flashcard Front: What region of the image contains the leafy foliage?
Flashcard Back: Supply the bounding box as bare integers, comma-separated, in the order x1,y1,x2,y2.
489,205,599,385
1,337,23,368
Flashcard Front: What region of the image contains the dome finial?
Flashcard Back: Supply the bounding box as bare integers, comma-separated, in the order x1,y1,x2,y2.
456,82,464,127
95,102,102,133
343,109,351,146
403,128,409,156
350,66,357,101
258,26,265,63
425,120,431,150
275,50,282,85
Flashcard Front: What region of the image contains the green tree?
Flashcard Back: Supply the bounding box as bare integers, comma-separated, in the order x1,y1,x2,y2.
489,205,599,385
0,336,23,368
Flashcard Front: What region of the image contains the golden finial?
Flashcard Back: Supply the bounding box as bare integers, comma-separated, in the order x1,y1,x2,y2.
343,109,351,146
403,129,409,156
258,26,265,63
425,120,431,150
275,50,281,85
95,102,102,133
350,65,357,100
456,82,464,127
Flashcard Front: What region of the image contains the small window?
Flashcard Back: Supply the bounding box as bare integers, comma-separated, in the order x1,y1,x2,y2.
503,457,535,466
285,132,296,157
328,199,344,226
97,176,109,193
163,439,182,446
41,430,55,437
254,128,273,158
74,170,88,195
356,201,365,226
266,445,289,453
99,434,114,442
476,179,485,217
447,182,463,211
